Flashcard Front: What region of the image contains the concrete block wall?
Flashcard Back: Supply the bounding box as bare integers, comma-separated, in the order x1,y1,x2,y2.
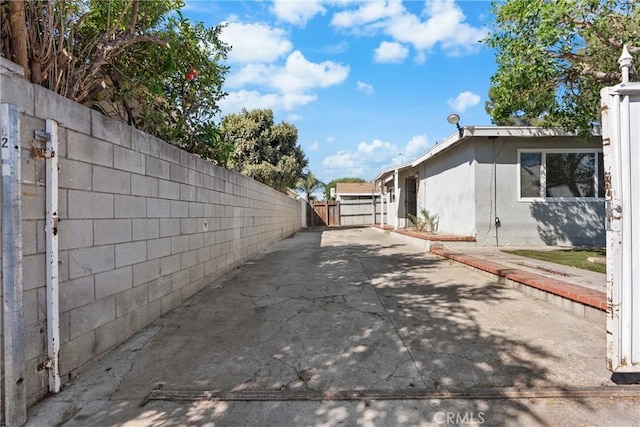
1,68,301,407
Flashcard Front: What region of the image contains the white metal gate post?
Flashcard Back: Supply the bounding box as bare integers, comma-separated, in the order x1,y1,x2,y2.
1,103,26,426
601,46,640,372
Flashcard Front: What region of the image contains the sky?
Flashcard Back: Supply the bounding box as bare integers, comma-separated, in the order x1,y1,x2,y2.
181,0,499,184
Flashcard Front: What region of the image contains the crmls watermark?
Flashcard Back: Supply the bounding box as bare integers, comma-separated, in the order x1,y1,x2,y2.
433,411,486,425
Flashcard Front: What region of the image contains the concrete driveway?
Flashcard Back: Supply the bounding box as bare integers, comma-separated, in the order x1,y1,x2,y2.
27,227,640,426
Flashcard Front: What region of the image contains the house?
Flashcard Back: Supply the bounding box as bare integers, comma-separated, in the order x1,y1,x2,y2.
335,182,380,201
334,182,381,225
374,126,605,247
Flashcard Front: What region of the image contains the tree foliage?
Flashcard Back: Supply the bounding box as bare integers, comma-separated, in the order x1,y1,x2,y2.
323,177,366,201
0,0,230,163
296,171,325,201
220,109,308,192
485,0,639,138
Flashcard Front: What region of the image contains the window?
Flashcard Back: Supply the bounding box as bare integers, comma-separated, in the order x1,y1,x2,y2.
518,150,604,200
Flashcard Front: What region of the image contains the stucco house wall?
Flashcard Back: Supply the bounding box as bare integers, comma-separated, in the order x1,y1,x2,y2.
422,140,476,236
473,136,605,246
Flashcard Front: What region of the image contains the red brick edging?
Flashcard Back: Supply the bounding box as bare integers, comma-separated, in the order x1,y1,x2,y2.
430,246,607,312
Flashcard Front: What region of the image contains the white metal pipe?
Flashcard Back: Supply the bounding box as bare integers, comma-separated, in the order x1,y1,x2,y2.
1,103,26,426
45,119,61,393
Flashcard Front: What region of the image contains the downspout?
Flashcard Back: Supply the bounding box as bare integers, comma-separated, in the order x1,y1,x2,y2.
1,103,26,426
43,119,61,392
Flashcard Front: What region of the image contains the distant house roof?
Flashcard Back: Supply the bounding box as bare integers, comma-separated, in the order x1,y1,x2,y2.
335,182,379,196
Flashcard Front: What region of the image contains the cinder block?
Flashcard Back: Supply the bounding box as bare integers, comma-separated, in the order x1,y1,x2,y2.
180,218,196,234
115,241,147,267
115,195,146,218
189,233,204,250
67,130,113,167
35,85,91,134
132,218,160,240
58,249,69,282
197,247,211,263
147,276,172,302
23,288,40,326
196,187,210,203
69,245,115,279
69,296,115,339
181,150,197,171
181,249,198,269
157,140,182,164
1,72,35,114
189,202,204,218
182,279,204,301
25,321,46,362
161,290,183,314
147,198,171,218
180,184,196,201
190,263,204,282
59,158,92,190
93,166,131,194
59,330,96,376
93,314,133,356
60,276,95,313
131,174,159,197
114,145,145,174
170,269,190,290
22,184,45,220
146,156,170,180
91,110,132,148
95,266,132,299
160,254,181,276
160,218,181,237
23,220,38,255
159,180,180,200
133,259,160,287
170,163,189,184
188,169,203,187
170,235,190,254
131,128,160,157
170,200,189,217
23,254,45,290
68,190,114,219
94,219,131,245
115,285,148,317
147,237,171,260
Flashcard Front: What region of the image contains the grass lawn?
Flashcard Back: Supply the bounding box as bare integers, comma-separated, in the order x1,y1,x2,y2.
501,248,607,274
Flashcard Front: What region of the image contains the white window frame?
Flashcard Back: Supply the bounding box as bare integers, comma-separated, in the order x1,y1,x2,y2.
517,148,605,202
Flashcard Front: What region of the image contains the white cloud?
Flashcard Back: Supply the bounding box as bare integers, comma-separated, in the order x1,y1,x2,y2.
404,134,430,158
271,51,350,92
219,90,317,113
356,81,374,94
373,41,408,63
321,134,433,180
220,21,292,63
447,91,481,112
331,0,403,28
332,0,487,58
308,141,320,151
271,0,326,26
287,114,303,122
320,41,349,54
322,138,401,179
223,51,348,112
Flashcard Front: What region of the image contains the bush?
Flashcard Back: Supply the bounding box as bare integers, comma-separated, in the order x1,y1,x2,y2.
408,208,439,233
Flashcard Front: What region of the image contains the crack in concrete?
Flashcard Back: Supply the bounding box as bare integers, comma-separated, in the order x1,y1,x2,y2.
355,256,429,389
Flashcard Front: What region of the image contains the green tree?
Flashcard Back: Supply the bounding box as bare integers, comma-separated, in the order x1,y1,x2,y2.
485,0,639,138
296,171,325,201
0,0,231,163
323,177,366,201
221,109,308,192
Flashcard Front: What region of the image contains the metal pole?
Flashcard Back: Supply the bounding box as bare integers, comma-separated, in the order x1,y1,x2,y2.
45,119,61,392
1,103,26,426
